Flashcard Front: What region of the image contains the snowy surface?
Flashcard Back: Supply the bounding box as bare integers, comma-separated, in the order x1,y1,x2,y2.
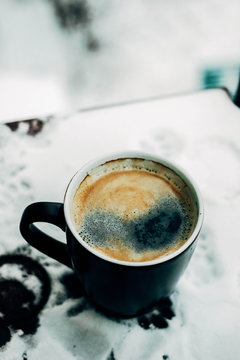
0,89,240,359
0,0,240,121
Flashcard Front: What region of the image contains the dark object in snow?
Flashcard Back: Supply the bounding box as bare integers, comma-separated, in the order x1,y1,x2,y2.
5,118,44,136
0,254,51,347
138,297,175,330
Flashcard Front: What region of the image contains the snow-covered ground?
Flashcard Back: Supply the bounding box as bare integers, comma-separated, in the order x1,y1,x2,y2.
0,0,240,122
0,89,240,359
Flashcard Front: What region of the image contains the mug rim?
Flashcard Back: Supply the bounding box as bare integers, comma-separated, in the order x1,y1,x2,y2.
63,151,204,267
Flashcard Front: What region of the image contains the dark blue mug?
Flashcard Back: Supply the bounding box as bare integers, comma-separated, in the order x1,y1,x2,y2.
20,151,203,317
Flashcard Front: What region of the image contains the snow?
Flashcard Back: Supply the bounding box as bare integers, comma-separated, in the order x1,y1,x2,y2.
0,89,240,359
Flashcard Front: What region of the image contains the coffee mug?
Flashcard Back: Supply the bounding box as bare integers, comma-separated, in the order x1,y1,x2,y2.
20,151,203,317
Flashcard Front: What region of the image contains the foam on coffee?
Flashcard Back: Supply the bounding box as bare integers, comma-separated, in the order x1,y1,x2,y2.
71,158,198,262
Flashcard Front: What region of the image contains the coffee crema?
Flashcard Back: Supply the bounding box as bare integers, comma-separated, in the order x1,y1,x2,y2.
71,158,198,262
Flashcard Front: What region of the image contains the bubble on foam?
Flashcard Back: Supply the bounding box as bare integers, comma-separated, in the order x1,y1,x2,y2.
131,198,189,253
79,210,129,248
79,196,193,261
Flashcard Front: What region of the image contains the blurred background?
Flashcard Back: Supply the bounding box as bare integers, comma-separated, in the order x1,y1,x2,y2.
0,0,240,122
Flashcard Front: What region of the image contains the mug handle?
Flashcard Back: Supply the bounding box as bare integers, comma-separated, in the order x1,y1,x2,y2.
19,202,72,268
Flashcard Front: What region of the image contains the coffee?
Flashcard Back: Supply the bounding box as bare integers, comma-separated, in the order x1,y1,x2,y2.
71,158,198,262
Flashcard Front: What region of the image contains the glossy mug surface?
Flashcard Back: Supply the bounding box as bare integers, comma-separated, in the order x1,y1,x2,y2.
20,152,203,317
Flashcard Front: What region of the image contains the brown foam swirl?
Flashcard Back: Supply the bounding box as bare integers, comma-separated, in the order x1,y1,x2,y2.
93,238,187,262
71,158,198,262
72,170,186,226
